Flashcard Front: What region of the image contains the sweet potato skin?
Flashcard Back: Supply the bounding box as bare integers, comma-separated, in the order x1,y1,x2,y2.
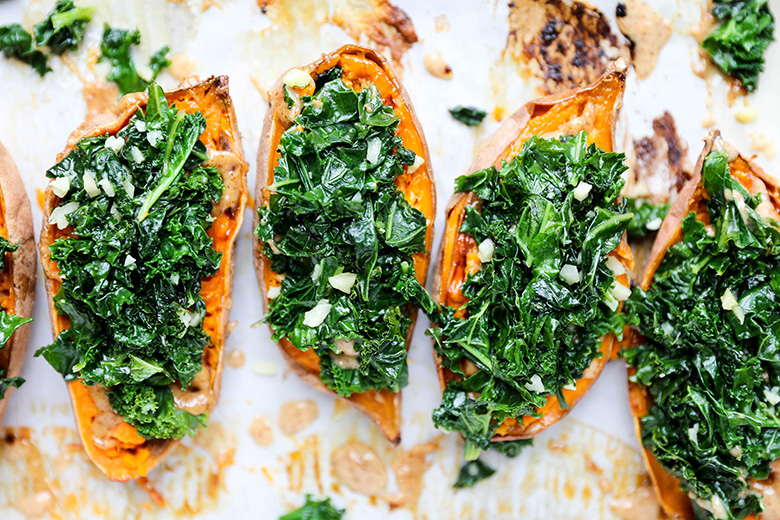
0,142,36,425
253,45,436,445
432,61,630,442
628,130,780,519
38,77,248,482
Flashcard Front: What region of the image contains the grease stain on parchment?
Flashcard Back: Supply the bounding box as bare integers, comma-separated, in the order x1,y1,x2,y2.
0,423,238,519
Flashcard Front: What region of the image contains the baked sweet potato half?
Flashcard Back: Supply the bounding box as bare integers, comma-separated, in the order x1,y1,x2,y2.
0,142,35,424
37,77,247,482
253,45,435,445
625,131,780,520
431,61,634,457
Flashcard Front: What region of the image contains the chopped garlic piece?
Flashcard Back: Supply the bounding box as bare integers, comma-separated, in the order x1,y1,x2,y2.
573,181,592,201
524,374,545,393
252,361,278,376
366,137,381,165
477,239,494,263
764,387,780,405
720,288,738,310
267,285,281,300
328,272,357,294
134,120,147,132
98,177,115,197
605,256,626,276
124,255,136,267
560,264,581,285
130,146,144,164
407,154,425,174
83,174,100,198
303,300,331,327
611,281,631,301
49,202,80,230
282,68,313,88
646,217,662,231
311,263,322,282
51,176,71,198
104,135,124,153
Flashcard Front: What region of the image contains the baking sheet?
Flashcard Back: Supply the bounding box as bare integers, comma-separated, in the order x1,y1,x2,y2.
0,0,778,518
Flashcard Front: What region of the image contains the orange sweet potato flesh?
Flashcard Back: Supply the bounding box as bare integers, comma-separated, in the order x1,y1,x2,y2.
433,61,631,441
253,45,436,445
628,131,780,519
38,77,248,482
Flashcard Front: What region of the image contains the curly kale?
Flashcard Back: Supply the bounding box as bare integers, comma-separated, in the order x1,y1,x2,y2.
0,237,33,399
34,0,95,55
430,132,631,458
625,150,780,519
702,0,775,92
99,25,171,95
255,68,435,397
36,84,221,440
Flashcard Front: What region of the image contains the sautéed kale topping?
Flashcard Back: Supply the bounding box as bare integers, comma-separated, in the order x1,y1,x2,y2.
36,84,222,440
100,25,171,95
279,495,345,520
34,0,95,55
625,197,671,238
453,458,496,488
256,68,435,397
429,133,631,458
625,150,780,520
449,106,487,127
0,237,33,399
702,0,775,92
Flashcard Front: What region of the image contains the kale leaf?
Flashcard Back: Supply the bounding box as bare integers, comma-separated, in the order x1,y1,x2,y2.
99,25,171,95
489,438,533,457
35,83,221,440
0,237,33,398
256,69,435,397
108,384,207,440
453,458,496,488
625,198,670,238
624,150,780,519
34,0,95,55
0,24,51,76
702,0,775,92
449,106,487,127
430,132,631,458
279,495,345,520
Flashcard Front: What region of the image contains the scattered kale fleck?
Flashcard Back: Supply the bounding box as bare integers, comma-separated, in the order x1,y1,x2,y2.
453,458,496,488
449,106,487,127
625,198,671,238
0,24,51,76
702,0,775,92
35,84,222,440
279,495,345,520
34,0,95,55
99,25,171,95
489,438,533,457
256,68,435,398
429,132,631,458
624,150,780,519
0,237,33,399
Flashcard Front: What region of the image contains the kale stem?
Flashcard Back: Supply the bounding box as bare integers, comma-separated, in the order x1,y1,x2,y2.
137,110,186,221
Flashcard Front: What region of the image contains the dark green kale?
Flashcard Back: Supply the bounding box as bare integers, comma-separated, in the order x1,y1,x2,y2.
35,83,222,440
702,0,775,92
255,68,435,398
453,458,496,488
429,132,631,458
0,24,50,76
108,384,207,440
99,25,171,95
0,237,33,399
625,198,671,238
624,150,780,519
449,106,487,127
34,0,95,55
280,495,345,520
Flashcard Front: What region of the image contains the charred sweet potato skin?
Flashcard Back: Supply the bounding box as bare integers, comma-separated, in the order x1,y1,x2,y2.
38,77,248,482
433,62,631,441
252,45,436,445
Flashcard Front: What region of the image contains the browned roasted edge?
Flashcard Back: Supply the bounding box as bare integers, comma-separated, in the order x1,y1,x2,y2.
37,76,248,479
252,44,436,445
0,142,36,424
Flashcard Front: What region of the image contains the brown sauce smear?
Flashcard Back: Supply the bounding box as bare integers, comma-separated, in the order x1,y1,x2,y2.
331,440,387,496
278,400,319,436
